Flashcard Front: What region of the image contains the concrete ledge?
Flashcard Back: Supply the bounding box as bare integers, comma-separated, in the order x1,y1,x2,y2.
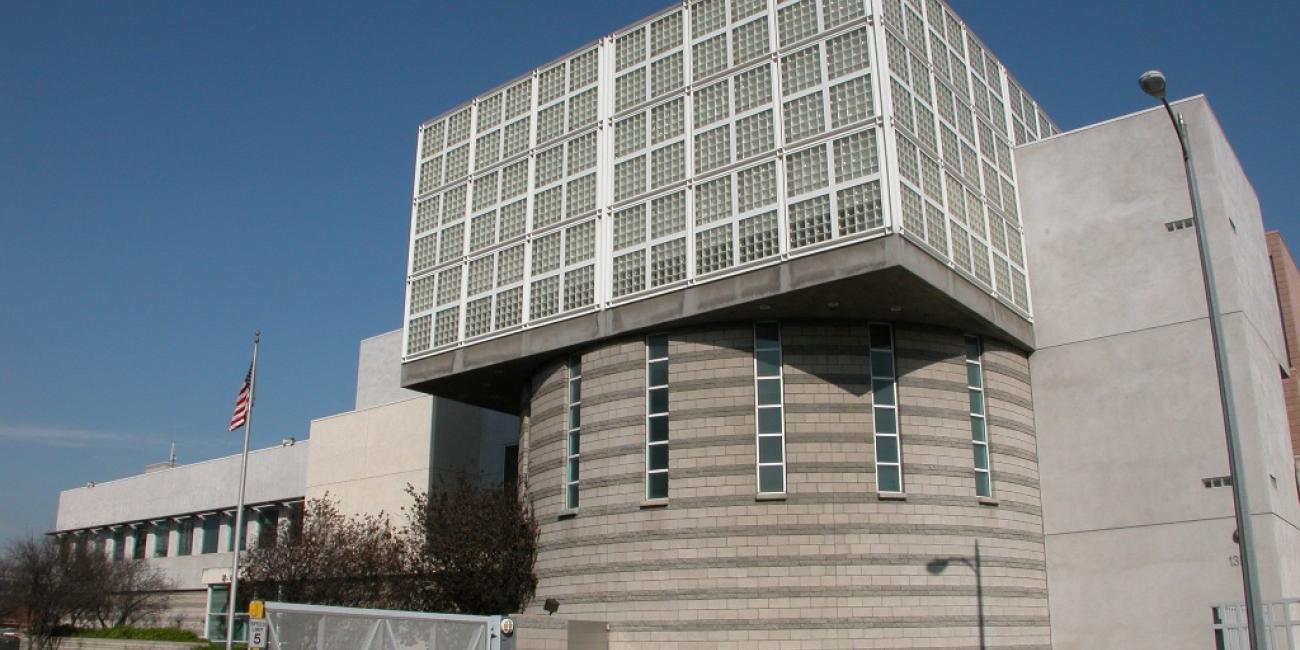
403,234,1034,413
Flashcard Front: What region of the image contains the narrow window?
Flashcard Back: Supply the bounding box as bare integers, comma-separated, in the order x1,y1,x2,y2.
201,516,220,554
967,336,993,497
754,322,786,494
112,528,125,561
131,526,146,559
257,507,280,548
177,518,193,556
869,323,902,493
646,334,670,500
152,520,170,558
565,355,582,510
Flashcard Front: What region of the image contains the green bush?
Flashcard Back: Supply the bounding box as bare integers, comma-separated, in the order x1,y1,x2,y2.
73,626,202,641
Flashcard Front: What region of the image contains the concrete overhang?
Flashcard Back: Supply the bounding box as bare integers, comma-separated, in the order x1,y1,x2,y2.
402,234,1034,413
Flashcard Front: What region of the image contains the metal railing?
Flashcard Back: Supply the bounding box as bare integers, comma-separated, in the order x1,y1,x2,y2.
1214,599,1300,650
263,601,507,650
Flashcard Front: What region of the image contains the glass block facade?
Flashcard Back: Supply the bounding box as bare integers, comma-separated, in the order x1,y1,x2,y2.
404,0,1056,360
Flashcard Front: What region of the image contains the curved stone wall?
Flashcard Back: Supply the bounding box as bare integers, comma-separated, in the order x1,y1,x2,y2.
517,322,1048,649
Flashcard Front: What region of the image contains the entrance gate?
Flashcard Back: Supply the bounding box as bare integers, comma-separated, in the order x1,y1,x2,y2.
262,601,511,650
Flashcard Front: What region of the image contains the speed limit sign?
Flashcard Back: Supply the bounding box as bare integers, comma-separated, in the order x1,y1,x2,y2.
248,620,268,648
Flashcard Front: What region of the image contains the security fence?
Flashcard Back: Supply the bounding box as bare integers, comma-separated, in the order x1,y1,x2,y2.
262,601,511,650
1214,599,1300,650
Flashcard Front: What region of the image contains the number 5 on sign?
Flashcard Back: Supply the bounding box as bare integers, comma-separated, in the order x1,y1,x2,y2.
248,620,268,648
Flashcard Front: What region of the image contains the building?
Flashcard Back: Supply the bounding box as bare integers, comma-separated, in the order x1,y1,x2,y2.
395,0,1299,648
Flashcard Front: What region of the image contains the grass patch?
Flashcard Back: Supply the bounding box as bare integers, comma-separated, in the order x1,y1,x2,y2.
73,626,202,641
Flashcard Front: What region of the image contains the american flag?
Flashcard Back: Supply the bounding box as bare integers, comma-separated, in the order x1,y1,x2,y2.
228,366,252,431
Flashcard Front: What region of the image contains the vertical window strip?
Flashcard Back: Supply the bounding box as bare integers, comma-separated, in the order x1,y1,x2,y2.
646,334,670,500
869,323,902,493
566,355,582,510
754,322,786,494
966,336,993,497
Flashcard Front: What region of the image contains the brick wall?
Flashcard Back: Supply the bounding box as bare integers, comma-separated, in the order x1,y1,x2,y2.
518,322,1049,649
1266,231,1300,457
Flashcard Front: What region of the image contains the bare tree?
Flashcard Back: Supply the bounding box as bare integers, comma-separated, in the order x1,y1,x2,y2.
402,480,538,615
0,537,76,650
84,559,173,629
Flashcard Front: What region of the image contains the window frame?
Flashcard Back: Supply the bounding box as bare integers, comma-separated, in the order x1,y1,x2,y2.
565,355,582,511
753,322,787,495
869,322,903,494
645,334,670,501
966,335,994,498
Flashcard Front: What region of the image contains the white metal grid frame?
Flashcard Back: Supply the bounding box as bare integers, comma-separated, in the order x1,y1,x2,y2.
868,322,902,493
753,322,786,495
965,334,992,498
645,333,670,501
403,0,1056,361
565,355,582,510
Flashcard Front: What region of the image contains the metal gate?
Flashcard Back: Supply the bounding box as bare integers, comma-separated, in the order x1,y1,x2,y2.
263,601,509,650
1213,599,1300,650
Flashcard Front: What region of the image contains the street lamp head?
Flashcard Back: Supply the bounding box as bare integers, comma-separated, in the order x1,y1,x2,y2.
926,558,950,574
1139,70,1168,99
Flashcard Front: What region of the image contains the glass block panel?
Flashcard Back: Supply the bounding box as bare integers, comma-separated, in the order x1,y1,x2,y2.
533,186,563,229
651,141,687,188
881,0,903,33
778,0,818,46
935,81,955,124
826,28,869,80
693,125,732,174
833,129,878,182
781,45,822,97
951,224,972,271
692,0,727,36
569,49,598,90
652,52,685,97
694,80,731,128
477,93,502,131
785,144,829,196
838,181,883,235
447,108,471,144
885,32,909,85
434,306,460,348
738,210,779,263
614,204,647,250
407,314,432,354
616,113,647,157
615,156,648,201
567,88,598,131
420,122,444,159
738,161,777,212
469,211,497,252
694,174,733,226
565,221,597,264
465,297,492,338
430,272,461,317
904,6,925,52
829,75,872,128
782,92,825,143
467,255,494,295
735,109,775,160
651,237,688,286
566,174,597,217
961,143,980,186
924,202,948,255
788,195,832,249
617,28,646,71
734,64,773,113
1012,268,1029,309
921,153,942,201
692,34,728,81
495,286,522,328
651,11,684,56
531,232,561,275
910,56,931,103
535,146,564,187
499,200,527,240
496,244,525,285
472,172,498,211
652,191,688,238
822,0,864,28
896,134,920,185
412,234,436,273
438,222,464,264
538,65,566,105
613,249,646,297
891,78,914,134
501,161,528,201
505,79,532,119
563,265,595,310
537,103,565,143
445,145,470,182
732,0,766,22
502,118,530,158
901,184,925,238
567,132,597,174
732,17,770,64
971,237,991,285
418,156,443,195
696,224,733,274
617,68,648,112
415,196,440,234
651,97,686,143
530,276,559,319
442,185,467,224
941,124,960,168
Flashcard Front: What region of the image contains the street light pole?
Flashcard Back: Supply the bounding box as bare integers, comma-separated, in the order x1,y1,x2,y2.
1139,70,1268,649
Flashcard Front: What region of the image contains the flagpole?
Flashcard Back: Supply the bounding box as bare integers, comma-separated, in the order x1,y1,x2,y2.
226,331,259,650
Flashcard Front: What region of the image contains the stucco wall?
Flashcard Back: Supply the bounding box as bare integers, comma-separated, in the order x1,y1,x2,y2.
517,322,1048,649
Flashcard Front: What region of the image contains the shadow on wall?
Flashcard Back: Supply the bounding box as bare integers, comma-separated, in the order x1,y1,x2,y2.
928,540,986,650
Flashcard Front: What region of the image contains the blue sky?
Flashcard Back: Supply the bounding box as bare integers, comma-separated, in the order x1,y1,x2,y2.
1,0,1297,546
